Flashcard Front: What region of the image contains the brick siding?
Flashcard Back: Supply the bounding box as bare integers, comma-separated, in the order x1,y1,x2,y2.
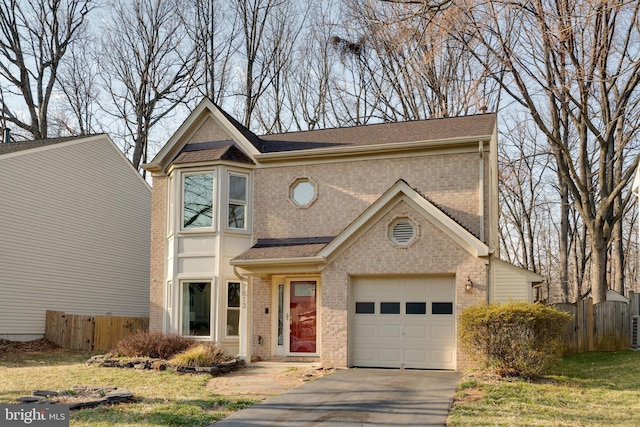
149,174,167,334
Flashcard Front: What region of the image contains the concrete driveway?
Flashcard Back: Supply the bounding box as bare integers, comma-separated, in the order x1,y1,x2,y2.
212,368,462,426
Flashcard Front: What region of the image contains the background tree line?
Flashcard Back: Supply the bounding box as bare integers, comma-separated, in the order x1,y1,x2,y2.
0,0,638,304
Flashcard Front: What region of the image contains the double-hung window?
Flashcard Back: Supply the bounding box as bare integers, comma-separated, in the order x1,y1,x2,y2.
183,172,214,229
228,173,247,229
226,282,241,337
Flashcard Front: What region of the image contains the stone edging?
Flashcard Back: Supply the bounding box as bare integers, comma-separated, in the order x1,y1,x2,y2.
86,354,245,375
17,386,133,410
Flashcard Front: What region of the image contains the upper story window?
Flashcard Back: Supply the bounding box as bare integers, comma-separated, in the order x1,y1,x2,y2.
182,172,214,229
228,173,248,229
290,177,317,208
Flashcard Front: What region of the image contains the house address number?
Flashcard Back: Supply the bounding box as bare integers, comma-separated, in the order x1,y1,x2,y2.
241,283,247,309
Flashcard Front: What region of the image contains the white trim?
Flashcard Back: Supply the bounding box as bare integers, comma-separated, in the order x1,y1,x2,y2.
224,280,241,339
255,143,491,169
227,171,249,231
255,136,492,164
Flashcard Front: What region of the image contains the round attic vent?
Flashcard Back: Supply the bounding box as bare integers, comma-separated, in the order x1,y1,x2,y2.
390,218,416,246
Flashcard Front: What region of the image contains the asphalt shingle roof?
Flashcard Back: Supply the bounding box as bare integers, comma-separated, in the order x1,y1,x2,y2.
0,135,95,155
172,141,254,165
257,113,496,153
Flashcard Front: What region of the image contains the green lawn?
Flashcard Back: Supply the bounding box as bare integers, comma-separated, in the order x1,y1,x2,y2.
0,350,255,427
448,350,640,426
3,349,639,426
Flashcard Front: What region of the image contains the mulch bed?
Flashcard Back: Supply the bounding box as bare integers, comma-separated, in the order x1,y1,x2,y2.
0,338,59,356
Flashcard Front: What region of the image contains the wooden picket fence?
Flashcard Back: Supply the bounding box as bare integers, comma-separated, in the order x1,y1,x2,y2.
553,296,632,355
45,310,148,352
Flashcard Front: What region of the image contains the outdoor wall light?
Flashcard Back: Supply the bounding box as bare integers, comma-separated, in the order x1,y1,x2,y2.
257,335,262,345
465,276,474,292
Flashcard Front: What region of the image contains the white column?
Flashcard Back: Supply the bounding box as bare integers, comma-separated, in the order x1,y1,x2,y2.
238,276,252,361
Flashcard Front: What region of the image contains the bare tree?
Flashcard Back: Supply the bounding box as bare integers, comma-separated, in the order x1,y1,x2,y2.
99,0,200,172
461,0,640,303
185,0,239,105
285,0,340,131
254,0,309,133
0,0,93,139
498,117,552,275
331,1,500,124
54,30,100,136
234,0,287,128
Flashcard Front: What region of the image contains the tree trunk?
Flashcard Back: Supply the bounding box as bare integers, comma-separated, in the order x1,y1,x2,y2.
591,237,608,304
559,181,569,302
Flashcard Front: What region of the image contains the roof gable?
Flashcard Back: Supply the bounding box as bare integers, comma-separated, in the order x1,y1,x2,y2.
143,98,261,173
319,179,490,261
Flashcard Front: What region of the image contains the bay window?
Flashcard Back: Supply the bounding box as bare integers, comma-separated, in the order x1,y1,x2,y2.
183,172,214,229
181,281,211,336
226,281,240,337
228,173,247,229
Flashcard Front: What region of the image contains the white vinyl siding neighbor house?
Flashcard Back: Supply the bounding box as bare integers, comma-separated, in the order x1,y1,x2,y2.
0,134,151,341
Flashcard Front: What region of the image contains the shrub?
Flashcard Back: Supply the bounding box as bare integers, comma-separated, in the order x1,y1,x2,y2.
114,332,193,359
458,301,571,378
168,343,231,367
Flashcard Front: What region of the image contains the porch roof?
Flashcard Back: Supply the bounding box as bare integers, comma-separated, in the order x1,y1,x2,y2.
233,237,334,262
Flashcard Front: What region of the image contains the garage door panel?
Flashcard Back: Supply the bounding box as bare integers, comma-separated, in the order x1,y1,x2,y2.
353,323,377,338
352,347,375,360
431,324,455,340
405,349,428,364
379,349,402,363
351,276,456,370
405,325,427,338
379,325,402,338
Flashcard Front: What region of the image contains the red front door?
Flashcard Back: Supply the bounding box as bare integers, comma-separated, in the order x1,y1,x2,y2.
289,281,317,353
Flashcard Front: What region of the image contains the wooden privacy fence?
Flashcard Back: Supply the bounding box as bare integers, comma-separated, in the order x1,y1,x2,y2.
553,298,631,355
45,310,148,352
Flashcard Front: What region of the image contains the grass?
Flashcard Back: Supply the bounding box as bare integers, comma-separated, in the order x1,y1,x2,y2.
0,350,256,427
448,350,640,426
6,348,640,426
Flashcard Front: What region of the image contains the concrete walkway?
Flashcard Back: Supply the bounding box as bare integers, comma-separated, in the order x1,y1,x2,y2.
212,368,461,426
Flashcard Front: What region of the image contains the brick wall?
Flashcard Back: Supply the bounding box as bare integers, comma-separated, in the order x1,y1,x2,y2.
254,151,483,242
319,202,487,369
149,174,167,334
189,116,234,143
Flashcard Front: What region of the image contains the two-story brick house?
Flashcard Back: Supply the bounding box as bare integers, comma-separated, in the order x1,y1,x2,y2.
143,98,542,370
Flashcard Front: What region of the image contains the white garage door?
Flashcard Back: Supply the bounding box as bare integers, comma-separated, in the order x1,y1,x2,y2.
351,276,456,370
